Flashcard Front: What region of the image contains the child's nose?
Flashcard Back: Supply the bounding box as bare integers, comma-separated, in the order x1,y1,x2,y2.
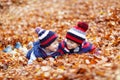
54,44,58,48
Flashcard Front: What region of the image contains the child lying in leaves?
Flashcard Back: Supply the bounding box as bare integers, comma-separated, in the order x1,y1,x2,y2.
57,22,100,55
26,27,60,64
26,22,100,64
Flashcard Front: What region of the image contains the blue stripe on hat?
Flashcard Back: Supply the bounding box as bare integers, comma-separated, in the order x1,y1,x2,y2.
38,30,46,37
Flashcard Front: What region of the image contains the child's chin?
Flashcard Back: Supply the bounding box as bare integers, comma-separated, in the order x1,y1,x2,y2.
54,50,57,52
50,49,57,52
49,47,58,52
67,47,73,50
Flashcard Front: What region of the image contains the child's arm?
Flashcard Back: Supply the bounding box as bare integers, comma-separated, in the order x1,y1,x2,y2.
26,40,42,64
28,51,37,64
78,41,100,55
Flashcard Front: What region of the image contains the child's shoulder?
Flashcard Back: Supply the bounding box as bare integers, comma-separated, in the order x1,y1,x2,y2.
33,40,40,46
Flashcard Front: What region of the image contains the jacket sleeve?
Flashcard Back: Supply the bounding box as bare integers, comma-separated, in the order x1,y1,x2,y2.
28,51,37,64
26,40,40,59
33,40,40,46
78,41,96,54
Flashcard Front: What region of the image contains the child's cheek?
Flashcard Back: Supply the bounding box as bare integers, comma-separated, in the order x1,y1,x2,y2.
67,46,72,50
66,42,71,47
67,44,74,49
49,44,58,52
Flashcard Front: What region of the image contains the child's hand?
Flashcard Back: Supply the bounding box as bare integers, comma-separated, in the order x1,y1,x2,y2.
90,48,101,56
93,48,101,56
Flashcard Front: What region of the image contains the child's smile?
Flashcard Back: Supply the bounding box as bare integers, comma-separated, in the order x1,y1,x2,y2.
66,39,80,49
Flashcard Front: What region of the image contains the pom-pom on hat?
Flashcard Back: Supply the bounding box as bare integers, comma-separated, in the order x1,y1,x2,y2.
77,22,88,32
66,22,89,44
35,27,58,48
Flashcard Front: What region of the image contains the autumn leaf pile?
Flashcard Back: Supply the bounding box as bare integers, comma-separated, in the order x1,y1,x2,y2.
0,0,120,80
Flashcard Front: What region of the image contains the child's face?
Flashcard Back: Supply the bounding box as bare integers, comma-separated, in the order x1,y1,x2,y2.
45,39,59,52
66,39,80,49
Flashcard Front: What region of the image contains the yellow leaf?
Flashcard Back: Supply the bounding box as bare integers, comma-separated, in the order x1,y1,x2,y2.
96,71,105,77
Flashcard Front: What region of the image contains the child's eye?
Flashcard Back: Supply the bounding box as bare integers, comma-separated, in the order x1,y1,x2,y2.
69,41,74,44
71,41,74,44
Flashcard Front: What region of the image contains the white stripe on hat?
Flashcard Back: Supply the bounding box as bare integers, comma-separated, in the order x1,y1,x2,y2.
68,28,86,39
39,30,49,40
72,28,86,35
38,29,44,34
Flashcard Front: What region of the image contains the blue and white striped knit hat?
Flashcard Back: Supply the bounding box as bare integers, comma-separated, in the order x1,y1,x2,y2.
35,27,58,48
66,22,89,44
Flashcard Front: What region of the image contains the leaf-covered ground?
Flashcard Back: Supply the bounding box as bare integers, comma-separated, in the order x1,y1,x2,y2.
0,0,120,80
